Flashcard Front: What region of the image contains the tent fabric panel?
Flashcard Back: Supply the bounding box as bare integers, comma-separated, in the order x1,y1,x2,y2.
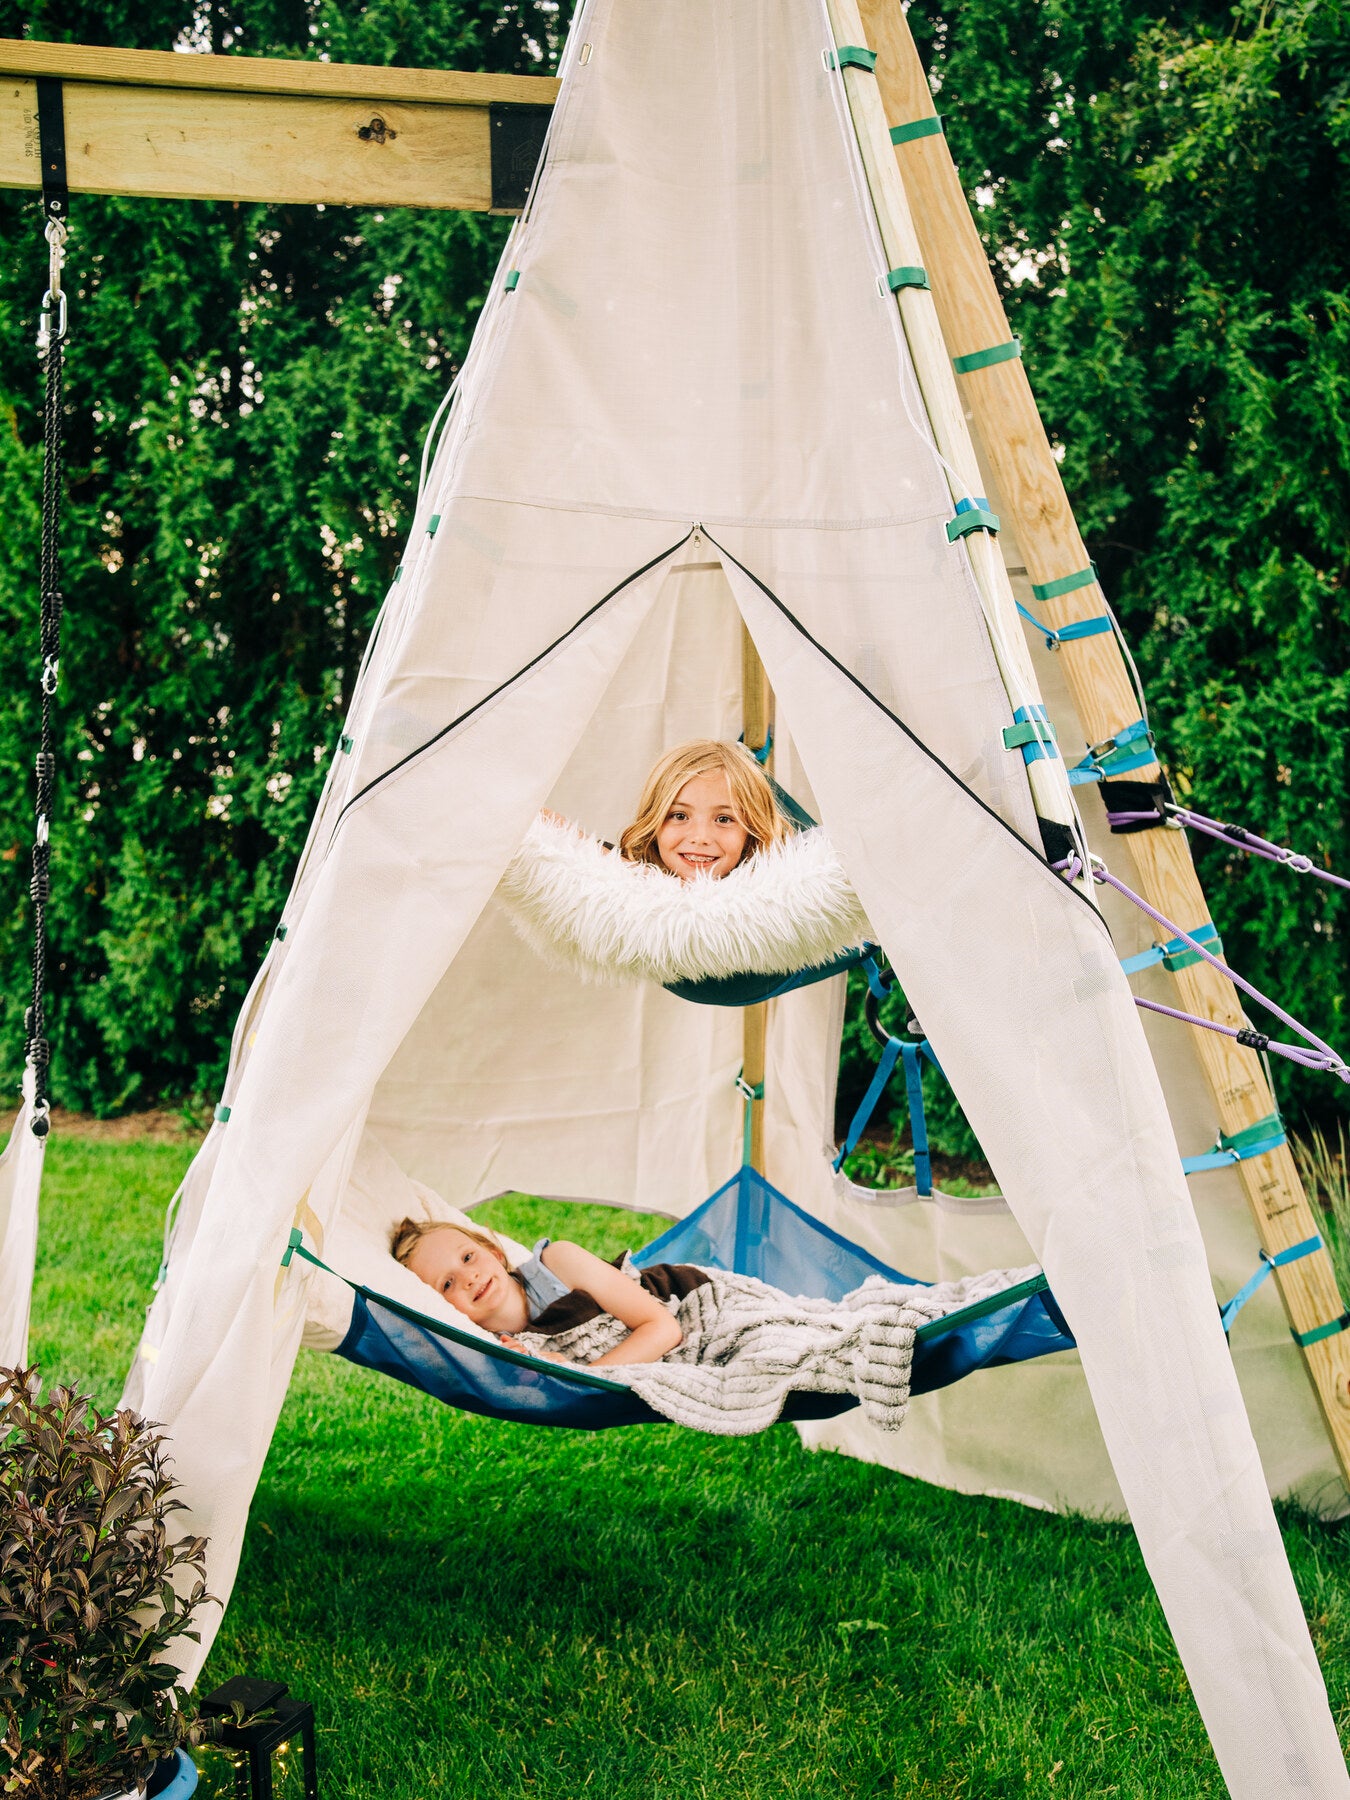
722,559,1349,1795
0,1071,45,1369
133,543,683,1678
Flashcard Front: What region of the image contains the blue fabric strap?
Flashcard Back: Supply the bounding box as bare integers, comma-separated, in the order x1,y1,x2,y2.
834,1036,902,1171
1182,1111,1286,1175
901,1042,933,1197
1220,1235,1322,1334
1121,921,1221,975
1068,718,1155,785
1015,601,1113,650
862,954,892,1001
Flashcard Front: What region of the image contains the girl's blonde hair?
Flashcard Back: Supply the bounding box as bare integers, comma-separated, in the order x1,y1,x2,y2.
618,739,790,869
390,1217,527,1294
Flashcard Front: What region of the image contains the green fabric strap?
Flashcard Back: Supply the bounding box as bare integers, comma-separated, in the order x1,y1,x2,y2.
280,1234,631,1394
886,266,930,293
504,269,521,291
831,45,878,71
339,733,354,753
1221,1113,1285,1156
952,338,1022,375
1002,719,1058,752
1293,1311,1350,1349
914,1272,1050,1345
890,115,943,146
945,506,1000,541
214,1104,231,1124
428,514,441,536
1031,566,1096,603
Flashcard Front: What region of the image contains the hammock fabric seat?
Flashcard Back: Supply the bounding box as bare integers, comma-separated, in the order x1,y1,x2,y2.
334,1168,1075,1428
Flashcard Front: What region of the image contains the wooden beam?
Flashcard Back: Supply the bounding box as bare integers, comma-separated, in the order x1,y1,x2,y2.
0,38,558,107
0,39,556,211
859,0,1350,1481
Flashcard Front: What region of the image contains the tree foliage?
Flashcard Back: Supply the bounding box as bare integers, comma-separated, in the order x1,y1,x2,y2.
0,0,564,1110
0,0,1346,1141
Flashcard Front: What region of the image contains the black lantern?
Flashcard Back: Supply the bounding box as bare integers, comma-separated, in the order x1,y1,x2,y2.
199,1676,318,1800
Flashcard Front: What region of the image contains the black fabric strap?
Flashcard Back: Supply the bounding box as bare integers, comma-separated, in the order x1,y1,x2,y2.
36,78,68,226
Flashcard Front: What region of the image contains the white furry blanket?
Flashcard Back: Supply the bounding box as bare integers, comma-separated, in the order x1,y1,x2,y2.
498,814,871,986
518,1263,1039,1435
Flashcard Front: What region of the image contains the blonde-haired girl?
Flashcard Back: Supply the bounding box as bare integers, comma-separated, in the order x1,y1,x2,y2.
616,738,791,877
500,738,869,988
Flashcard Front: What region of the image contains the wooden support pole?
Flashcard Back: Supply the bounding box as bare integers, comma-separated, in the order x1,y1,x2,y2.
858,0,1350,1479
741,628,773,1174
0,38,557,211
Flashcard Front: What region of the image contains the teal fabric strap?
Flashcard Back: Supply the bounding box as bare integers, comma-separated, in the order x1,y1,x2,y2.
1182,1109,1284,1175
428,514,441,536
738,1074,765,1167
1031,566,1096,603
504,269,521,291
1015,601,1112,649
214,1103,231,1124
1220,1234,1321,1334
1003,704,1057,765
885,266,930,292
833,1036,902,1173
274,923,288,941
915,1272,1049,1346
1120,920,1222,976
946,496,1000,541
279,1232,630,1393
339,733,354,754
1068,718,1154,785
1294,1310,1350,1348
830,45,878,71
890,115,943,146
953,338,1021,375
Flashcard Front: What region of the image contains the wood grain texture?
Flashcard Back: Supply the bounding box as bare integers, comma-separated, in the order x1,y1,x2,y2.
0,75,495,210
0,36,558,106
860,0,1350,1471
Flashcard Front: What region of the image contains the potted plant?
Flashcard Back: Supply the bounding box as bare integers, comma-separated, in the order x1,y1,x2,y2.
1,1366,215,1799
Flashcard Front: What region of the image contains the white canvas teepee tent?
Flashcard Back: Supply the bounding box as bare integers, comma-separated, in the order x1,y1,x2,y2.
4,0,1347,1790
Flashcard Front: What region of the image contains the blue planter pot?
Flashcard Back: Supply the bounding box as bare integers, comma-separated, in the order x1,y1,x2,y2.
148,1749,198,1799
101,1747,198,1800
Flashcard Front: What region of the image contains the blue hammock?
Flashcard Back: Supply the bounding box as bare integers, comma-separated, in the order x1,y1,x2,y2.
332,1167,1074,1429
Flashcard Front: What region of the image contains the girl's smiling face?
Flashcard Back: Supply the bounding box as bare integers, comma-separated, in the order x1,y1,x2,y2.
655,772,750,880
405,1227,526,1333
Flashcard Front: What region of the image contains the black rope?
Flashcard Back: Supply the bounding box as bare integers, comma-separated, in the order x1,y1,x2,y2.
28,85,69,1139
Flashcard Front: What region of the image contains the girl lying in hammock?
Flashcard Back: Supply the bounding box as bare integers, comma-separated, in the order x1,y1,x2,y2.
392,1214,1036,1435
499,738,870,987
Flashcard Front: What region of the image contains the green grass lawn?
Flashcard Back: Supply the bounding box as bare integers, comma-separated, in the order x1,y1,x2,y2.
25,1136,1350,1798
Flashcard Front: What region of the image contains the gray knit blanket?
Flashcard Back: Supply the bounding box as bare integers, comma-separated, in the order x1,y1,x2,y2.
517,1263,1039,1436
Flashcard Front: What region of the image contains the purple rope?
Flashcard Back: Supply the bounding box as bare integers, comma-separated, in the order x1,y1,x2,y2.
1049,854,1349,1080
1091,862,1342,1063
1170,806,1350,893
1133,997,1338,1074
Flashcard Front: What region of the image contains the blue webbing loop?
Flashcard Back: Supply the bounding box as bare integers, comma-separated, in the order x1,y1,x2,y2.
862,952,893,1002
901,1042,933,1197
834,1036,902,1172
1121,921,1221,976
1015,600,1113,651
1068,719,1155,785
738,726,773,766
1220,1235,1322,1334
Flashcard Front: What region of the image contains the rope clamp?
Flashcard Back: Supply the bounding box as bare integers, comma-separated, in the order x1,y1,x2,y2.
41,657,59,695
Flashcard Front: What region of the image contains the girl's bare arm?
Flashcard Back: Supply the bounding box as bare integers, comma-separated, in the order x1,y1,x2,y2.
540,1239,683,1366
